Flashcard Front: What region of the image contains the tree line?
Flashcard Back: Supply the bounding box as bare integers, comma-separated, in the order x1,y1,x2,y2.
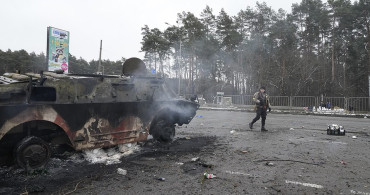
0,49,123,76
140,0,370,98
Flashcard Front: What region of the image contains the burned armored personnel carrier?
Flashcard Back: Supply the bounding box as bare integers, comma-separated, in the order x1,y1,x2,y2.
0,58,199,169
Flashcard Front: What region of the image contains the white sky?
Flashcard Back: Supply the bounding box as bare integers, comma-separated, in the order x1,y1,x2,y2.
0,0,302,61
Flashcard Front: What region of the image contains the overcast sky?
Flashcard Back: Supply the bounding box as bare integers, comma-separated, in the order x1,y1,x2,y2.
1,0,303,61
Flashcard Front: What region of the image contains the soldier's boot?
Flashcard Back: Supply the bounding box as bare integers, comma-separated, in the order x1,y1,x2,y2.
249,123,253,129
261,126,268,132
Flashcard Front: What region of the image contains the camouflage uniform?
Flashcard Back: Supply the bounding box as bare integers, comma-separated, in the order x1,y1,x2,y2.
249,89,271,131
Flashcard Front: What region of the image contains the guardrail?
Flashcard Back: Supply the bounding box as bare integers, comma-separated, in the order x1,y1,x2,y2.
223,95,370,112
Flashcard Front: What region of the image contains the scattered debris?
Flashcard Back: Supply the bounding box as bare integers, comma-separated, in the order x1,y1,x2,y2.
230,130,236,134
196,115,203,118
327,124,345,136
352,136,357,139
290,128,294,130
176,162,184,165
185,137,191,140
191,157,200,162
157,177,166,181
301,126,305,128
203,172,216,179
265,162,274,166
200,123,204,126
340,160,347,165
117,168,127,175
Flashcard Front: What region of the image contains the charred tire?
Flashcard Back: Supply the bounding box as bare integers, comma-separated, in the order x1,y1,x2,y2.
14,136,51,169
151,120,175,143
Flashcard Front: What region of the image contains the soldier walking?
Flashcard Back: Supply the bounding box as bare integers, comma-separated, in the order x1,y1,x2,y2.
249,86,271,131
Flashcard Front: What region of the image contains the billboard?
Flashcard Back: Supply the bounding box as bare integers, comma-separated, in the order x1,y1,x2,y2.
47,27,69,73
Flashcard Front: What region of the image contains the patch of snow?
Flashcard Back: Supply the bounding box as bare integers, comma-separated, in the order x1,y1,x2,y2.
81,143,140,165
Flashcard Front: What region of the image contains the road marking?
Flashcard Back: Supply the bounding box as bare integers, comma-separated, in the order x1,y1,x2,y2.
306,139,347,145
225,170,251,176
289,139,347,145
285,180,324,189
350,190,370,195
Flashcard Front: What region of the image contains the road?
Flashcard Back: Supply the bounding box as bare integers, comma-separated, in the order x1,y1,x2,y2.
1,110,369,194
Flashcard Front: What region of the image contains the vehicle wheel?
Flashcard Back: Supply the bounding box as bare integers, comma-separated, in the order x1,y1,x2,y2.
14,136,51,169
151,120,175,143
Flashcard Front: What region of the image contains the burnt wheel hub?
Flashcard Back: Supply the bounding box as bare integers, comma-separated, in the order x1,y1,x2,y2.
22,144,48,166
15,136,51,169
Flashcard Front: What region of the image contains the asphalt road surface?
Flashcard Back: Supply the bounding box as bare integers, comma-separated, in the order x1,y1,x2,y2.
1,110,369,194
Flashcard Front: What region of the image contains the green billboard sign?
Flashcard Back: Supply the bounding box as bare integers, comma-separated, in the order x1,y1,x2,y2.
47,27,69,73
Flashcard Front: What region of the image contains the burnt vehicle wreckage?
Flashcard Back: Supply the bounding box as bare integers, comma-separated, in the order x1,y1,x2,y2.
0,58,199,169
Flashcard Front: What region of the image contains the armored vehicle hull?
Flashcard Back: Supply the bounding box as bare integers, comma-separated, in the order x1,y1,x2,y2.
0,59,198,169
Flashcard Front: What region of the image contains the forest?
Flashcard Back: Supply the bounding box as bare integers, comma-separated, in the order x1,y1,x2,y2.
1,0,369,98
141,0,370,98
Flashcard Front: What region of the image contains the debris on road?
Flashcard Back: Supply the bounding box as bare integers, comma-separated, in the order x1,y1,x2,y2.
230,130,236,134
191,157,200,162
327,124,345,135
176,162,184,165
340,160,347,165
117,168,127,175
204,172,216,179
157,177,166,181
290,128,294,130
266,162,274,166
352,136,357,139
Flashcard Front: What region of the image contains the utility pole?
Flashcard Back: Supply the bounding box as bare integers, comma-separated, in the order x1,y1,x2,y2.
176,19,182,97
98,40,103,74
178,39,182,96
